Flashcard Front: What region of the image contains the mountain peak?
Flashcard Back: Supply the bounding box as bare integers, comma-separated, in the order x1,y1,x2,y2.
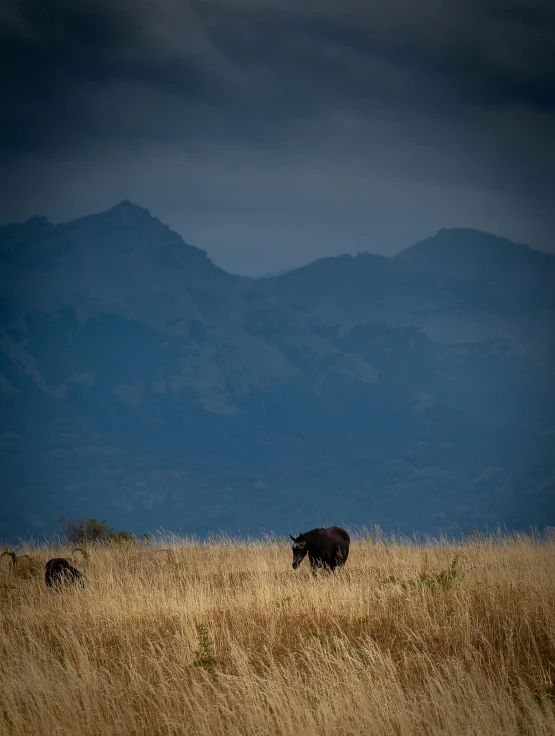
393,227,554,280
399,227,532,258
106,200,152,218
25,215,50,226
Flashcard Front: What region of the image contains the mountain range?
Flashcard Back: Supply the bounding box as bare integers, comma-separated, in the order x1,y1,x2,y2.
1,201,554,541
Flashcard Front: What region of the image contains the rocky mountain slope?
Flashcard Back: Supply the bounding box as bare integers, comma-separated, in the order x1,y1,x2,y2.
1,203,554,540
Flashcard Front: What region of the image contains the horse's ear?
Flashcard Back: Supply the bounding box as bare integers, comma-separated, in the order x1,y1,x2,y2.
290,535,296,541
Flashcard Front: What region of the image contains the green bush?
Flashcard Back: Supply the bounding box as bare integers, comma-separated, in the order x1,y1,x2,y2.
58,517,139,546
192,624,218,670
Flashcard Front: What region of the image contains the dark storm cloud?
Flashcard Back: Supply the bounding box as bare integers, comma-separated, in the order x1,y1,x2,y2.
3,0,555,156
0,0,232,156
2,0,555,272
211,0,555,113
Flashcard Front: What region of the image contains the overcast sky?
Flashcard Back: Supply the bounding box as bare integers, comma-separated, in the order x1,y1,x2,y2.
2,0,555,274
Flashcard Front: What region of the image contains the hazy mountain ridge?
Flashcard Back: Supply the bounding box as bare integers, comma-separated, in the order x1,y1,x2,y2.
251,230,555,355
1,203,554,540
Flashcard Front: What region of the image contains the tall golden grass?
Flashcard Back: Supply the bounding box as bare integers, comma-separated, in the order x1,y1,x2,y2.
1,530,554,735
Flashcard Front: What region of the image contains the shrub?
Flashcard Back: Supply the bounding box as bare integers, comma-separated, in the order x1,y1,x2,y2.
59,517,139,546
192,624,218,670
59,517,115,545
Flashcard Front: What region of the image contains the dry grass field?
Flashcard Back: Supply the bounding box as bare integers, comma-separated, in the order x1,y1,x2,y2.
1,530,554,735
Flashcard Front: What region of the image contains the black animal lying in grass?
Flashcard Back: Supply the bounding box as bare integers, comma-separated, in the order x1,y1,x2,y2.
45,558,85,589
290,526,350,574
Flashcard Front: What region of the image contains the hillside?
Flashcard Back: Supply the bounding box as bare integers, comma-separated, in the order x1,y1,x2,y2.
1,204,554,540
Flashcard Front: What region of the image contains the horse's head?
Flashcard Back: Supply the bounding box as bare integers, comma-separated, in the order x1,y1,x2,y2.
290,534,307,570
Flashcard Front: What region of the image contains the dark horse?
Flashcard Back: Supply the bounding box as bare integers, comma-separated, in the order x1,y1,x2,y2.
45,558,85,589
290,526,350,574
